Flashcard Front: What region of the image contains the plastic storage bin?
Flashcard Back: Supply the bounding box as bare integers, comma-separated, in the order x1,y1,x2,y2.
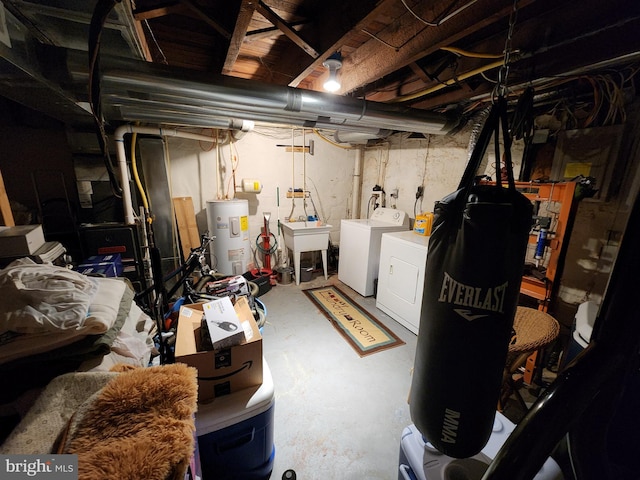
562,300,598,367
196,358,275,480
398,411,563,480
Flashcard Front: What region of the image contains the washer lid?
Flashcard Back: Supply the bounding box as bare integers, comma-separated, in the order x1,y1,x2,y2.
369,207,409,226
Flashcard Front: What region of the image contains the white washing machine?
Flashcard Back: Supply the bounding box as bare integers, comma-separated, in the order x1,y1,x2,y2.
376,230,429,334
338,208,409,297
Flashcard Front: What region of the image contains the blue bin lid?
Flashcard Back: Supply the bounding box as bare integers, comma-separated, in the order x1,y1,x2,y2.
195,357,274,435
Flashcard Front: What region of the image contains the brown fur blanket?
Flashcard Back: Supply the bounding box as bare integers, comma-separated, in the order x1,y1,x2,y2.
60,363,198,480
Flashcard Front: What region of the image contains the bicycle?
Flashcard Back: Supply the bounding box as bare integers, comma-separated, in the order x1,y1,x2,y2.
135,234,262,364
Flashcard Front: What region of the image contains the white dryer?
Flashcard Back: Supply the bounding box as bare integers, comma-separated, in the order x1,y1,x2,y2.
338,208,409,297
376,230,429,334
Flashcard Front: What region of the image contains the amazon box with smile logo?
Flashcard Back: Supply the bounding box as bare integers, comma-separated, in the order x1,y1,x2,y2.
176,296,263,403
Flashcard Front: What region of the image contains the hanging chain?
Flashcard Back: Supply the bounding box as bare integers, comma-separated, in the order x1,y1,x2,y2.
493,0,519,101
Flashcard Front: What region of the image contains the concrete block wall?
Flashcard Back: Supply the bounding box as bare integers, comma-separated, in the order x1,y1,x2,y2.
360,129,524,222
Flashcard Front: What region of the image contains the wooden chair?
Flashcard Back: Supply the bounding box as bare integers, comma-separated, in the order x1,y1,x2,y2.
499,306,560,412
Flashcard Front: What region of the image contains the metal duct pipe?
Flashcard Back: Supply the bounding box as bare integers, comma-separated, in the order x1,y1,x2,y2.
467,106,492,161
113,105,255,130
334,130,391,144
99,58,459,135
108,97,400,134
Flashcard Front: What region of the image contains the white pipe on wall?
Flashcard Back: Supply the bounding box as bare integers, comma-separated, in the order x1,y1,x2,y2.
114,133,136,225
289,128,296,222
303,128,307,219
215,130,221,199
352,146,364,219
114,123,254,224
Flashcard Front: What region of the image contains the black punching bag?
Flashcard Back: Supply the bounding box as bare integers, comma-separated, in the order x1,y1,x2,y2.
409,99,533,458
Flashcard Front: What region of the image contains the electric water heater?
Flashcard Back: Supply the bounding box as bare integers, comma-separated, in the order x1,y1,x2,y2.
206,199,251,275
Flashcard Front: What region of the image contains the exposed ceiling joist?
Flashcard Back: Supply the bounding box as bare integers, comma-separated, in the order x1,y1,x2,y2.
246,21,307,42
132,2,185,21
288,0,397,88
336,0,535,94
223,0,258,74
1,0,638,130
179,0,231,40
255,0,318,58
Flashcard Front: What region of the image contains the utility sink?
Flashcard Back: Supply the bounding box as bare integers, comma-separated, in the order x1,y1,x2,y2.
281,222,332,285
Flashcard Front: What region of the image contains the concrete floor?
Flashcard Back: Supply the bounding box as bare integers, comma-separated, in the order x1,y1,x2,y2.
257,269,543,480
260,273,418,480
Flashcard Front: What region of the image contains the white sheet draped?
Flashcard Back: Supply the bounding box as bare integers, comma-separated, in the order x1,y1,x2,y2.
0,258,125,336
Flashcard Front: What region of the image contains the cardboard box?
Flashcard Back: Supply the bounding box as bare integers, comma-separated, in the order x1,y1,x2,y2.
175,296,262,404
0,225,46,257
202,297,246,350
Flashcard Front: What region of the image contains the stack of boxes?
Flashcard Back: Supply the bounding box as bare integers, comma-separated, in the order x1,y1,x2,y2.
0,225,66,267
175,296,275,480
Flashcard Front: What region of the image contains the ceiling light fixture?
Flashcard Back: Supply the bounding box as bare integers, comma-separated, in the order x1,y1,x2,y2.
323,52,342,93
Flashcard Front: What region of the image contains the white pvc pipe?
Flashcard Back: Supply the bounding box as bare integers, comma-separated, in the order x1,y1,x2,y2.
303,128,307,220
290,128,295,221
114,123,253,224
215,130,221,199
351,146,363,219
114,130,136,225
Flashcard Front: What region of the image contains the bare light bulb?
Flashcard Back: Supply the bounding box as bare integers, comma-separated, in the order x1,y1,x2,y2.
322,57,342,93
323,78,341,92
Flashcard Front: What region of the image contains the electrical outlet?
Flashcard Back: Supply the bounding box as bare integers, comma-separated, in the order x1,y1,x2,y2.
391,188,399,199
416,186,424,199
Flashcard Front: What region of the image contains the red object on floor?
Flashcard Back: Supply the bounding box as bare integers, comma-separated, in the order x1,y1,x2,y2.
250,268,273,277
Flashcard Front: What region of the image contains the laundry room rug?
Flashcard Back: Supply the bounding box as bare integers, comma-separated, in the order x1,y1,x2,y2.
303,285,405,357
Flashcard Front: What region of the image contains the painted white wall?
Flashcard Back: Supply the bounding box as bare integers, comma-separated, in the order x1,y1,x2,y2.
160,123,524,263
164,127,355,250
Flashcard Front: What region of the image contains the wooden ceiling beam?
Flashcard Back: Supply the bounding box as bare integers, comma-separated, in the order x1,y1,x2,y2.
409,62,431,84
132,2,184,21
223,0,258,74
288,0,397,88
406,0,640,108
131,16,154,62
335,0,535,95
255,0,319,58
179,0,231,40
245,21,307,42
